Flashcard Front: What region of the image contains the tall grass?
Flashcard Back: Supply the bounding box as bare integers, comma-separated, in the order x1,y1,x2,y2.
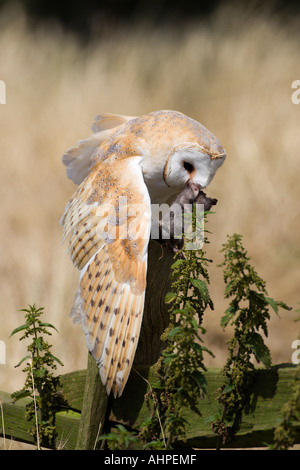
0,3,299,393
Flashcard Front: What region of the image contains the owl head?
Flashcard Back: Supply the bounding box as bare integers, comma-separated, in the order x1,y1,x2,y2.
132,110,226,202
164,141,225,192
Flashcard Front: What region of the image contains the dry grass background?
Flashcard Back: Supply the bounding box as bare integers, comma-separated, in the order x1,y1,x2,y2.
0,3,300,403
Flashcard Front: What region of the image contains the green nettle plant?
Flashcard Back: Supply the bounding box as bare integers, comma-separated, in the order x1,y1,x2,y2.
140,208,215,449
11,304,64,449
98,424,139,450
211,234,291,447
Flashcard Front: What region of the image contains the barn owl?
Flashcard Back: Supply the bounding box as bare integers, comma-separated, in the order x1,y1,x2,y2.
60,110,226,398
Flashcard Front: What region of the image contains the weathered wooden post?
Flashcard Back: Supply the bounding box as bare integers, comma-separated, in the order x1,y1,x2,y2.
75,353,108,450
75,240,174,449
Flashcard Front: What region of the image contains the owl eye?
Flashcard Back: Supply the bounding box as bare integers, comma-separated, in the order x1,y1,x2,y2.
183,161,194,173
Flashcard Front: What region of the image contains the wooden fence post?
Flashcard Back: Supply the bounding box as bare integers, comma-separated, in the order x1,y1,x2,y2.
134,240,174,365
75,353,108,450
75,240,174,449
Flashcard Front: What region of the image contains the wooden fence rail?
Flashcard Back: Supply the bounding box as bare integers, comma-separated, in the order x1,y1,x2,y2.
0,362,299,449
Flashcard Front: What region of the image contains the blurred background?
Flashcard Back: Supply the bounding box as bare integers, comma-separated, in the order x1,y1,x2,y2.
0,0,299,405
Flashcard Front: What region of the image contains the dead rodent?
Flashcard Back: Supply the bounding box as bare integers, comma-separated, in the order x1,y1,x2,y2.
156,186,217,254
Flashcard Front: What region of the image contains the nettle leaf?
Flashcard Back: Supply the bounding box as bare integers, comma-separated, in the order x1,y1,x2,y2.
191,370,207,392
189,278,208,298
190,318,199,330
264,296,279,314
220,305,236,328
10,324,28,337
14,354,31,368
34,367,48,378
201,345,215,358
222,384,234,394
254,293,279,314
168,326,182,338
191,342,203,355
46,353,64,366
205,412,222,423
276,300,292,312
163,354,177,365
224,279,234,295
245,332,271,368
11,389,32,401
171,259,185,270
254,293,291,316
149,380,166,390
189,278,213,309
34,337,43,350
164,291,177,304
172,308,190,316
40,322,59,333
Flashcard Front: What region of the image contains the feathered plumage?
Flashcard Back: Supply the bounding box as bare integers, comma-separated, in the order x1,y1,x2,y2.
61,110,226,397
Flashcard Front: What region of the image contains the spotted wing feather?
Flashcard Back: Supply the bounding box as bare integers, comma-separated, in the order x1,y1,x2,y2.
61,156,151,397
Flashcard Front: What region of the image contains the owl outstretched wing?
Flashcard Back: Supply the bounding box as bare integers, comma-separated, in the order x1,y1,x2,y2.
61,155,151,397
62,113,136,185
